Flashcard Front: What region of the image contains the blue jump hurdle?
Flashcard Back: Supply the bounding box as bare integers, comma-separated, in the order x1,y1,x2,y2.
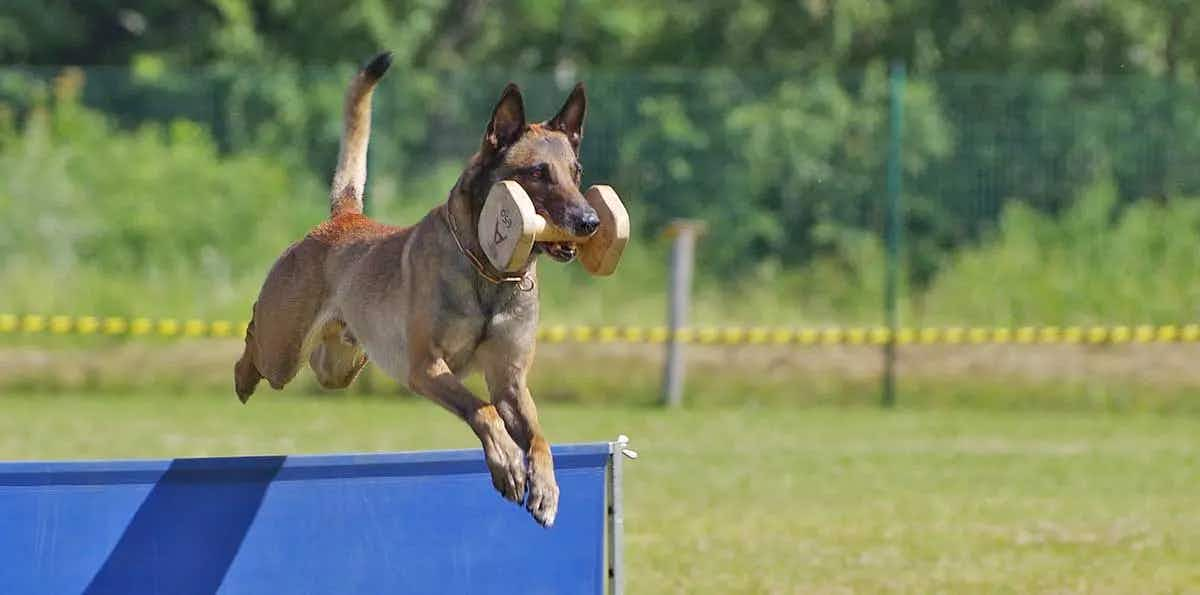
0,441,626,595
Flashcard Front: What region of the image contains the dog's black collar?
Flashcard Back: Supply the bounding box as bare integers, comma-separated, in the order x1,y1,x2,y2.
441,205,534,291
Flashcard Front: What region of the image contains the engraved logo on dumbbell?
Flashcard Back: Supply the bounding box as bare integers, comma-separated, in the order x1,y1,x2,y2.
494,208,512,245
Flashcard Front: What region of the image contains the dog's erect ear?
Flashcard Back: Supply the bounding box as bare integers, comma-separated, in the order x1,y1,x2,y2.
484,83,526,156
546,82,586,152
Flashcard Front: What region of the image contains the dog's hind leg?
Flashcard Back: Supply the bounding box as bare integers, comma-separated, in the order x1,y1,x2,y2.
234,242,328,402
235,303,320,402
309,320,368,390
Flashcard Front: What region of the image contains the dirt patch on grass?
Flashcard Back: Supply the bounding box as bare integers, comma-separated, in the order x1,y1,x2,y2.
538,341,1200,386
1,340,1197,409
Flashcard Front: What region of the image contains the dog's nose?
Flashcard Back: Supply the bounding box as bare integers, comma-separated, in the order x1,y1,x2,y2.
577,211,600,236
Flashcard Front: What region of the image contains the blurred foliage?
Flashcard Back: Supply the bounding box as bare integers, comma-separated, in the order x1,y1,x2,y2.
921,176,1200,325
7,1,1200,75
0,69,324,318
0,1,1198,324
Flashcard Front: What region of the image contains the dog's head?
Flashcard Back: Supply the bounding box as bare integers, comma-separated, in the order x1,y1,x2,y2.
476,83,597,263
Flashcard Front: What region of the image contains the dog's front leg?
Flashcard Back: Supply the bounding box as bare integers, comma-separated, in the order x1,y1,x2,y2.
482,357,559,528
408,358,527,504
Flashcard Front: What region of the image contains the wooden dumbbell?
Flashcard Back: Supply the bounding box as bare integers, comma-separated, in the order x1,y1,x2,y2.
478,180,629,276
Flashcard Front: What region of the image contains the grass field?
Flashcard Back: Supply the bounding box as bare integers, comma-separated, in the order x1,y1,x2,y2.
3,391,1197,593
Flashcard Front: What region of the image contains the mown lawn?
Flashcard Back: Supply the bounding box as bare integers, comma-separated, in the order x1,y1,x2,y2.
2,392,1198,593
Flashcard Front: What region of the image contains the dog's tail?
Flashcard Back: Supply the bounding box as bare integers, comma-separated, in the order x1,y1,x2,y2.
329,51,393,217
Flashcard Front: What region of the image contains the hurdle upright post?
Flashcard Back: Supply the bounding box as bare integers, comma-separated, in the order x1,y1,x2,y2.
882,61,906,408
662,220,705,407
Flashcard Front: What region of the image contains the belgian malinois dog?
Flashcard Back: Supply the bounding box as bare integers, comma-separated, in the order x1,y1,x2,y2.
234,52,600,527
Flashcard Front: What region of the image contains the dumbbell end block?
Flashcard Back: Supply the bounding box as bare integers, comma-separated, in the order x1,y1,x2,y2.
578,185,629,276
478,180,541,273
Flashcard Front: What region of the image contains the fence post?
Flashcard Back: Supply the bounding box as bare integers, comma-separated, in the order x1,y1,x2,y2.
662,220,705,408
882,61,906,408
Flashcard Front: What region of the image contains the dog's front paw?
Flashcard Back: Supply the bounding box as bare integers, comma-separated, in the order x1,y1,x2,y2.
526,445,559,527
483,431,527,504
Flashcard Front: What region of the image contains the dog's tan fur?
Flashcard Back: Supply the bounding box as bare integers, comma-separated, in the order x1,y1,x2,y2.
234,52,598,526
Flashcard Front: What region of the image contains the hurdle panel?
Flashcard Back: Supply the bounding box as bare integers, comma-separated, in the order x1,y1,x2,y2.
0,442,623,595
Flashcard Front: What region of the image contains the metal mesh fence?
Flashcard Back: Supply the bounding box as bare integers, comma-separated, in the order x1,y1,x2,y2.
0,65,1196,327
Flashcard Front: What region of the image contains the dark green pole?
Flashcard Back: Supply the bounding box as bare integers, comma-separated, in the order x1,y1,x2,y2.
882,62,905,408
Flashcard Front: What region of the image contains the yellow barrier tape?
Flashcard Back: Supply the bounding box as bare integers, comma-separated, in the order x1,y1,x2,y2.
103,317,127,335
130,318,153,336
571,326,593,343
22,315,45,333
3,314,1199,346
77,316,99,335
598,326,619,343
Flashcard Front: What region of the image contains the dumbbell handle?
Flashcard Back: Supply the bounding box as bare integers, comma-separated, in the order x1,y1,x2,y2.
529,214,591,244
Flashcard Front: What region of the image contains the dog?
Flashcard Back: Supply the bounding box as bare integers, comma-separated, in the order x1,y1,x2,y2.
233,51,600,527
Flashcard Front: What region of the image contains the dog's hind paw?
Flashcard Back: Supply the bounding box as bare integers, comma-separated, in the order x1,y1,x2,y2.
234,357,261,403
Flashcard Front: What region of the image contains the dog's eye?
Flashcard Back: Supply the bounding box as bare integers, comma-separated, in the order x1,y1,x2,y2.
574,163,583,178
530,164,549,180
